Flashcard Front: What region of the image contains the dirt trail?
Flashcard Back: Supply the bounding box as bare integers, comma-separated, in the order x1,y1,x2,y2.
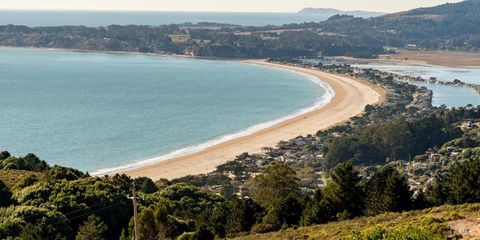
449,216,480,239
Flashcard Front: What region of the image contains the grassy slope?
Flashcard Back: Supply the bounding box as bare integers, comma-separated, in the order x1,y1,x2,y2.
235,204,480,240
0,170,44,189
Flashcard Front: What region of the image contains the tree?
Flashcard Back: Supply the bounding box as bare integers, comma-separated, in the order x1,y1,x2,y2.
220,183,234,200
226,198,263,235
0,151,10,161
429,158,480,205
76,215,108,240
204,202,229,238
198,197,263,238
16,177,131,240
108,174,133,194
0,153,49,171
47,166,85,181
249,163,301,207
364,166,412,216
153,204,169,239
158,183,223,219
0,180,13,207
323,162,364,219
0,206,74,240
262,197,303,230
129,204,184,240
300,189,334,226
134,208,157,240
134,177,158,194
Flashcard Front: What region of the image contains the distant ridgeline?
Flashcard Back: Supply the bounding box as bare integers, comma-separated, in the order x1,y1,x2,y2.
1,0,479,58
297,7,385,18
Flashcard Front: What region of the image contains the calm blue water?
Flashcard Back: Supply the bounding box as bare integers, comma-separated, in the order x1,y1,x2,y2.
0,47,327,172
354,63,480,107
0,11,327,27
0,10,382,27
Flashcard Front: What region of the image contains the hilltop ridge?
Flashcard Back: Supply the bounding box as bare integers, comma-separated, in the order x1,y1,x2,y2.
298,8,384,18
234,204,480,240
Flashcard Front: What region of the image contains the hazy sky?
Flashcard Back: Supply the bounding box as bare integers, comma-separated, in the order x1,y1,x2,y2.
0,0,463,13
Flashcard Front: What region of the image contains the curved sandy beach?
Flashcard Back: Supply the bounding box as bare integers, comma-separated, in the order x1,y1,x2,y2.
123,60,386,180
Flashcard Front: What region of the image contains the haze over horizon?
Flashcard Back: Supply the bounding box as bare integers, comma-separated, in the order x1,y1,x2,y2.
0,0,463,13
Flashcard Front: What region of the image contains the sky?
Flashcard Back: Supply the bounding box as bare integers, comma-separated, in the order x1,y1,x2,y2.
0,0,463,13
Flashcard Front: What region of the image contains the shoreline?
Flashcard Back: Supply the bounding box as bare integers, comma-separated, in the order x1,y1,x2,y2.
92,63,336,176
0,46,386,179
119,60,386,180
0,45,232,61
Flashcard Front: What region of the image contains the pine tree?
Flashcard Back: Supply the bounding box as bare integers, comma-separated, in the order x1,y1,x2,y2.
226,198,262,234
364,166,412,215
300,189,333,226
323,162,364,219
75,215,108,240
136,208,157,240
429,158,480,205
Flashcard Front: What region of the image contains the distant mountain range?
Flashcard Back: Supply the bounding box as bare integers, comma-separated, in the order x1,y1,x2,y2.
298,8,385,18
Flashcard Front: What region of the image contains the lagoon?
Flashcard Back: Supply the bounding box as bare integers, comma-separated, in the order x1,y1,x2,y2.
354,63,480,107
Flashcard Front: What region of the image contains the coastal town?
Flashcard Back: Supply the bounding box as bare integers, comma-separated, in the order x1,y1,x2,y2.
170,59,480,208
173,58,438,193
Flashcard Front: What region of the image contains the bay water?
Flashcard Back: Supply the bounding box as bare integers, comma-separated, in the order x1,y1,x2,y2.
0,47,329,172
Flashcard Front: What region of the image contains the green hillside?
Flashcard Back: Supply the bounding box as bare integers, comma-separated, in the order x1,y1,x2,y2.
1,1,480,58
235,204,480,240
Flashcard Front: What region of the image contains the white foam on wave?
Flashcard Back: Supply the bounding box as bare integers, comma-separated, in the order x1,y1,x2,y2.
91,65,335,176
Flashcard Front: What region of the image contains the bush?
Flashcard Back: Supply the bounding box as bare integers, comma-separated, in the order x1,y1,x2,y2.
0,180,14,207
0,153,49,172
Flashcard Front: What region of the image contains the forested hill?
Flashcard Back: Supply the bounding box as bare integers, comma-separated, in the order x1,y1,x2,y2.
308,0,480,50
0,0,479,58
401,0,480,17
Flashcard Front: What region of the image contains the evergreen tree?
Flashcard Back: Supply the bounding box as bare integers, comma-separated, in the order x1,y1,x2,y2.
429,158,480,205
262,197,303,230
207,202,230,238
323,162,364,219
364,166,412,216
134,177,158,194
226,198,263,234
76,215,108,240
153,204,168,238
0,151,10,161
134,208,157,240
249,163,301,207
300,189,334,226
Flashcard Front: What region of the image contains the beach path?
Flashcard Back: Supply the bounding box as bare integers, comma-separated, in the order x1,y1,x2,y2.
123,60,386,180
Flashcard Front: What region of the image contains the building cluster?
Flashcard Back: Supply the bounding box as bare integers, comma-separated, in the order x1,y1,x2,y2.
180,59,439,194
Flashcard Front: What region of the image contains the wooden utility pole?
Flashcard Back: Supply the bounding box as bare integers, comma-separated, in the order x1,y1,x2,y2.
132,185,139,240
